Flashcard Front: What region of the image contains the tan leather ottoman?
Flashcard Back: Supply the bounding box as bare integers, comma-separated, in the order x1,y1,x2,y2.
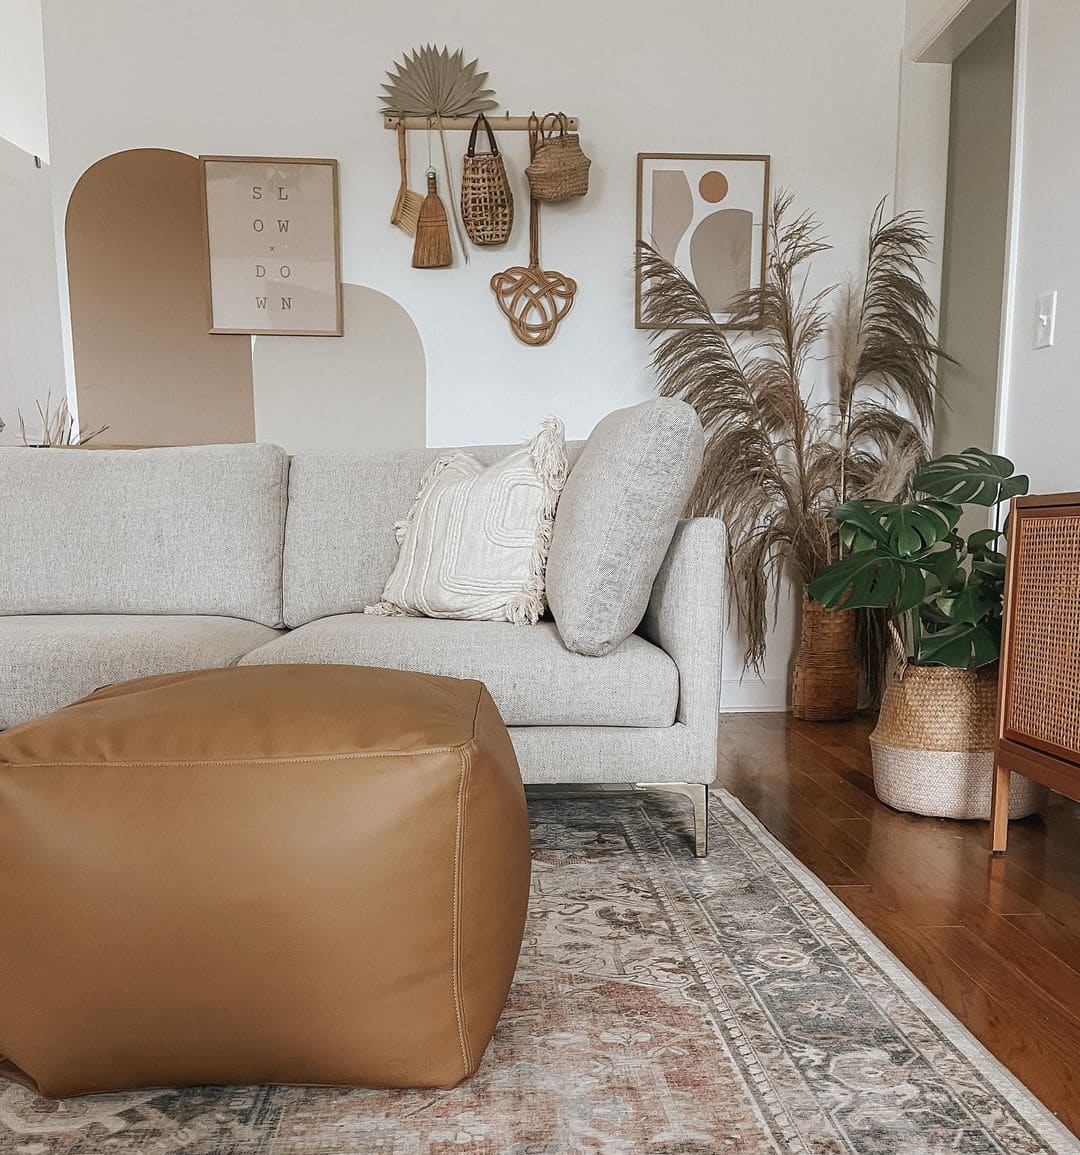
0,664,530,1097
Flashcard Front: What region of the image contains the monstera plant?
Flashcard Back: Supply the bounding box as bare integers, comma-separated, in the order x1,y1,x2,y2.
807,449,1037,822
808,447,1028,667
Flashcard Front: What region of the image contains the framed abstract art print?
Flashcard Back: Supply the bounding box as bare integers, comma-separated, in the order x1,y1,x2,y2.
635,153,770,330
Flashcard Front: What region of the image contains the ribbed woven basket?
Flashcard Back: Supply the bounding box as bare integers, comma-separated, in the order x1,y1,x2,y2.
791,593,859,721
525,113,591,202
871,664,1046,820
460,113,514,246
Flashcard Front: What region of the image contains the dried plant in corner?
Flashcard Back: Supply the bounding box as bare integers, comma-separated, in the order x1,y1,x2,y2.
638,191,948,687
380,46,498,263
18,394,108,447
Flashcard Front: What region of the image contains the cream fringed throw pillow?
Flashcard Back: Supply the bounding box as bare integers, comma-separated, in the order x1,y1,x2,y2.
365,418,567,624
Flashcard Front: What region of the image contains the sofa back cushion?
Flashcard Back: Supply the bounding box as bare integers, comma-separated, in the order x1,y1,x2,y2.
545,398,704,656
0,443,289,627
283,442,582,628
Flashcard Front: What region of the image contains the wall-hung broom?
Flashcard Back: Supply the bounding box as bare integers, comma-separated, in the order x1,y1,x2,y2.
390,121,422,235
412,168,452,268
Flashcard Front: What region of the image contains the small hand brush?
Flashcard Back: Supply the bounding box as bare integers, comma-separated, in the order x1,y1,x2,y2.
390,121,422,236
412,169,452,268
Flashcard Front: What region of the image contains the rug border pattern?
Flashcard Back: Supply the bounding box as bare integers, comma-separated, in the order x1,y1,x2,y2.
711,787,1079,1153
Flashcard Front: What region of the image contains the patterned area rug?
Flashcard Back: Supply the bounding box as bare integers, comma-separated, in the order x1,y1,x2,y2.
2,790,1076,1155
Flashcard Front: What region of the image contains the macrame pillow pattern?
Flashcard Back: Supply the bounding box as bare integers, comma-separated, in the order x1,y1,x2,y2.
366,417,568,624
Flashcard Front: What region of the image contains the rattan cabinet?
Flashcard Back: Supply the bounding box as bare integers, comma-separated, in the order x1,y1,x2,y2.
991,492,1080,851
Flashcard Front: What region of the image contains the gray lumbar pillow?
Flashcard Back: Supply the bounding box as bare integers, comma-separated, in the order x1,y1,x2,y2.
546,398,705,656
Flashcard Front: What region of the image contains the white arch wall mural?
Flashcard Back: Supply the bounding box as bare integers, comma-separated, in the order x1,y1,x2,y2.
252,283,425,454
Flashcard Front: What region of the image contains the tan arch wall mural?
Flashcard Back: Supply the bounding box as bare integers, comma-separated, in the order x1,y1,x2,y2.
66,148,255,446
252,283,425,454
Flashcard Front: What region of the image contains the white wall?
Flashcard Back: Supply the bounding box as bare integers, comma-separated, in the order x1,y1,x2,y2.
0,136,66,443
40,0,909,708
907,0,951,36
997,0,1080,493
935,4,1015,459
0,0,62,443
0,0,49,161
895,58,951,314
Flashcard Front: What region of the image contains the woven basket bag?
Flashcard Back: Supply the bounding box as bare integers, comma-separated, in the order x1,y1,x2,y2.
461,113,514,246
792,593,859,721
525,113,591,202
871,662,1046,820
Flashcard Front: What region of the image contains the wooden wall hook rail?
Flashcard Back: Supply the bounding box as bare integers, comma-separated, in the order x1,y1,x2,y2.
383,114,579,132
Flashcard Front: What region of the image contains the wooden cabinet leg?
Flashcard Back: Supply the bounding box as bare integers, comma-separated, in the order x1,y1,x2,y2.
990,761,1010,854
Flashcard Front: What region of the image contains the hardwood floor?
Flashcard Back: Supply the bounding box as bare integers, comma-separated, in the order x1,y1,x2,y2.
715,711,1080,1136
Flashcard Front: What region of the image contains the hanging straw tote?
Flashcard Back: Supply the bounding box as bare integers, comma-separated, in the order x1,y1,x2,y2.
525,112,591,202
460,113,514,246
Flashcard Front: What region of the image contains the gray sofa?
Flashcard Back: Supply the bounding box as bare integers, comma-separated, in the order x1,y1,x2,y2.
0,429,725,854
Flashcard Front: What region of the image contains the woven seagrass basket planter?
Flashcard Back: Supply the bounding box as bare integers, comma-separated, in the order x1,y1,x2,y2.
870,664,1046,820
791,593,860,722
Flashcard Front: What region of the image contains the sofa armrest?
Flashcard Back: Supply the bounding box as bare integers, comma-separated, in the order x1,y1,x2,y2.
638,517,727,742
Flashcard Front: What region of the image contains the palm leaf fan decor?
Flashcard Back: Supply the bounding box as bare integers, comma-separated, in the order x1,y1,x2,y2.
380,46,496,118
380,46,498,262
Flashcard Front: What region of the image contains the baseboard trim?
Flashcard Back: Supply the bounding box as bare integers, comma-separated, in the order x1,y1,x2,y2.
719,677,789,713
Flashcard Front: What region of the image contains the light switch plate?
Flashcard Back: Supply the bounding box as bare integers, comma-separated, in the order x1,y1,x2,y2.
1035,290,1057,349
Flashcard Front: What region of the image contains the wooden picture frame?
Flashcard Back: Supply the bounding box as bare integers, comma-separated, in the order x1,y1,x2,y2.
200,155,343,336
635,152,770,331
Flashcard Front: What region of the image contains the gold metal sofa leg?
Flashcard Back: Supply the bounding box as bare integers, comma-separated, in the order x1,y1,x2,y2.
633,782,708,857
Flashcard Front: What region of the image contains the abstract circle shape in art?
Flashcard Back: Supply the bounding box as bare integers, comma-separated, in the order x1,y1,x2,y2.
698,170,730,203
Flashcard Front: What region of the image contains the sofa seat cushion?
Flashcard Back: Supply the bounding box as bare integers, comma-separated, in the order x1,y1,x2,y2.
0,615,281,729
240,615,678,728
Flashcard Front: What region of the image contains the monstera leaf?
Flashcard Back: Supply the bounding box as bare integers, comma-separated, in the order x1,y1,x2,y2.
831,501,890,552
831,499,960,557
882,500,960,557
914,448,1029,507
916,621,999,667
966,526,1004,556
920,546,961,591
807,551,927,613
930,581,998,625
814,500,960,611
811,444,1025,669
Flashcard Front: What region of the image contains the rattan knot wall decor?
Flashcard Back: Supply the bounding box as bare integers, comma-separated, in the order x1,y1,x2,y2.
490,114,579,347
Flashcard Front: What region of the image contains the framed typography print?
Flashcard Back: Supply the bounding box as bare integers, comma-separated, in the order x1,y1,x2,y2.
201,155,342,336
636,153,770,330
